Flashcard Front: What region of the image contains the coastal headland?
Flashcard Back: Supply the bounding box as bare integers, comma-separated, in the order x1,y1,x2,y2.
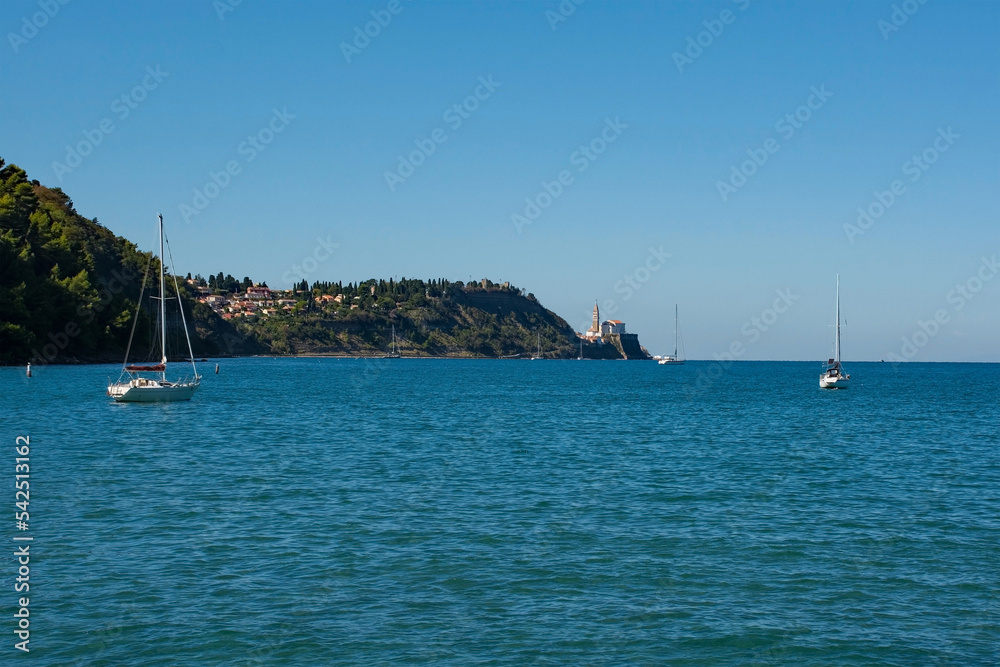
0,159,652,364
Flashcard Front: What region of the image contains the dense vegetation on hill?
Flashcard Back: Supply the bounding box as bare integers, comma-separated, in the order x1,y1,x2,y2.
239,278,591,358
0,158,648,363
0,159,259,364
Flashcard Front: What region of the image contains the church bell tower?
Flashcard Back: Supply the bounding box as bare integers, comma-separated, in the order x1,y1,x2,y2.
586,301,600,336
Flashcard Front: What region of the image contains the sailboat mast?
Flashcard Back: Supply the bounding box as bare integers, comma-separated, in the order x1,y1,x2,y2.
158,213,167,375
674,304,679,358
835,274,841,364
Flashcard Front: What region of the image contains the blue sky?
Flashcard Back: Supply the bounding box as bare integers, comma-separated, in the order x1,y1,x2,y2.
2,0,998,361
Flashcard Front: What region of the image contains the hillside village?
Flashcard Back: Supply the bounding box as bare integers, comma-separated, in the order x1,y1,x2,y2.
186,276,520,321
0,158,653,363
184,275,652,360
190,281,304,320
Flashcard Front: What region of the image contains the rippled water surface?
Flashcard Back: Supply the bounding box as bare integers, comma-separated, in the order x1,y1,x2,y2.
2,359,998,665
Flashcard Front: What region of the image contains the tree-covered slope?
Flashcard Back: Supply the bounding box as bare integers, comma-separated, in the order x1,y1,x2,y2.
243,278,604,358
0,158,649,362
0,158,259,364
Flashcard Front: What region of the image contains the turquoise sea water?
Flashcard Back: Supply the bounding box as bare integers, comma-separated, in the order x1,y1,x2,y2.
1,359,998,665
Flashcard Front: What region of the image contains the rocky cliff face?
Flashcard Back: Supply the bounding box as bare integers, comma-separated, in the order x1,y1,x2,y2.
618,333,651,359
594,333,652,360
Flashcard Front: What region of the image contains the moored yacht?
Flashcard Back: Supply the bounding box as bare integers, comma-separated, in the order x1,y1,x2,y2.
819,275,850,389
108,214,200,402
658,304,685,365
383,325,401,358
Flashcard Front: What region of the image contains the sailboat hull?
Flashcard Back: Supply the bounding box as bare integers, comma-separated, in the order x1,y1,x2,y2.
109,381,199,402
819,375,850,389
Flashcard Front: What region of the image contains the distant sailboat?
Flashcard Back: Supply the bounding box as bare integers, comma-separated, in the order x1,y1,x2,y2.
578,337,583,360
108,214,200,402
531,332,542,360
383,325,401,358
819,275,850,389
658,304,685,365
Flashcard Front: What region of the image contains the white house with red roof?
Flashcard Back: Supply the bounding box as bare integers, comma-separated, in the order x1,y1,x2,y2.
246,285,272,301
601,320,626,335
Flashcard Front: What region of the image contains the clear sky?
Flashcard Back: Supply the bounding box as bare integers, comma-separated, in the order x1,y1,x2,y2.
2,0,998,361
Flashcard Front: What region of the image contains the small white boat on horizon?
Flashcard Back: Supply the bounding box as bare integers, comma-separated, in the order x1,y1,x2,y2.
658,304,685,365
383,325,401,358
819,274,850,389
531,332,542,360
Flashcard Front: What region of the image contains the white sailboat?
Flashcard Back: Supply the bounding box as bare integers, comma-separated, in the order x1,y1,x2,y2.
108,214,200,402
819,274,850,389
658,304,685,365
531,332,542,360
383,325,401,358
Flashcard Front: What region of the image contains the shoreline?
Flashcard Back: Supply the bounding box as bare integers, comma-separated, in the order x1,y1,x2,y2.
13,353,652,367
7,356,996,368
